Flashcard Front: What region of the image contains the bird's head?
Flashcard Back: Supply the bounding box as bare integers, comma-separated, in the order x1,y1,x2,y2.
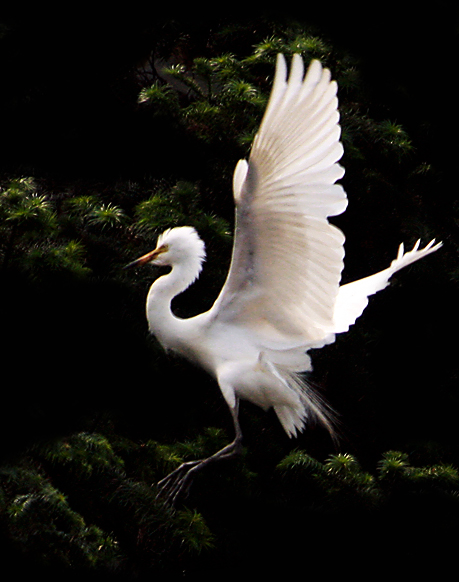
125,226,206,272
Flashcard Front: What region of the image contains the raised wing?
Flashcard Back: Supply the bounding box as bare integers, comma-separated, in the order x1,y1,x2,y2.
333,238,442,333
208,54,347,347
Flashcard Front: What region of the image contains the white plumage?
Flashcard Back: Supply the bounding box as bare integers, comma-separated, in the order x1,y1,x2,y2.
126,54,441,501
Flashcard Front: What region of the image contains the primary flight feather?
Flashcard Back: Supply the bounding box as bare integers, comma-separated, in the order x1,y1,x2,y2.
126,54,441,502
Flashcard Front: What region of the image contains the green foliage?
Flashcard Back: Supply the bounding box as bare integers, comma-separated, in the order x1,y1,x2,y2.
4,193,55,232
0,173,232,290
3,432,458,577
148,427,234,478
276,448,325,474
145,51,266,150
0,15,455,579
88,202,126,231
174,507,215,553
0,179,55,235
134,180,231,243
148,427,257,497
248,35,288,61
276,449,459,510
0,463,120,570
0,432,216,576
0,26,424,286
0,179,88,276
63,195,99,222
138,28,417,181
138,82,180,117
63,196,126,232
134,182,192,234
35,432,125,477
377,450,410,477
23,240,91,279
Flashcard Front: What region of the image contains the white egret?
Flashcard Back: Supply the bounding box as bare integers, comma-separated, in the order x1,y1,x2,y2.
126,54,441,502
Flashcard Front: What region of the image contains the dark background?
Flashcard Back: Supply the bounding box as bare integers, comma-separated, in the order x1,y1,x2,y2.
1,4,457,455
1,5,458,179
0,5,458,578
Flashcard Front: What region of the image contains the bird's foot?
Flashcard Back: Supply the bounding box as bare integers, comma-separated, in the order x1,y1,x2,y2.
155,438,242,505
156,459,203,505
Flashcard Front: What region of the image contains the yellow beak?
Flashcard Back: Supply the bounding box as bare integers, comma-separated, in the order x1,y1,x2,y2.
124,246,166,269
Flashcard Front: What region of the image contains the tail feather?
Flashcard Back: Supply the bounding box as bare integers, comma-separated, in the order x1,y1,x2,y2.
271,364,337,441
274,404,305,438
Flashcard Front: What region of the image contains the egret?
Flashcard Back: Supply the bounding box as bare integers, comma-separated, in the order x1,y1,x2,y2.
126,54,441,503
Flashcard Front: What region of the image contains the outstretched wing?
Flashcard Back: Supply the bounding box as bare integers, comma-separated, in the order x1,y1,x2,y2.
208,54,347,347
333,238,442,333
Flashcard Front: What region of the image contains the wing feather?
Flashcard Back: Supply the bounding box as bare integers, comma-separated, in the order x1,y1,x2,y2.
333,239,443,333
208,54,347,348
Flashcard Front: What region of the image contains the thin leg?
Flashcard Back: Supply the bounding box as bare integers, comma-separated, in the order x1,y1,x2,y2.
156,400,243,505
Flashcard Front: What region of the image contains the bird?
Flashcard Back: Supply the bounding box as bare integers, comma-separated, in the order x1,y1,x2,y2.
125,54,442,503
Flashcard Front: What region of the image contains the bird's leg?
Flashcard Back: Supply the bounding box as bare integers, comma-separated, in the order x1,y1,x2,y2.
156,400,243,505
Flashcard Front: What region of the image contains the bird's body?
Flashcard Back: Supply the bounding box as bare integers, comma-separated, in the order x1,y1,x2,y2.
126,54,441,501
140,225,335,438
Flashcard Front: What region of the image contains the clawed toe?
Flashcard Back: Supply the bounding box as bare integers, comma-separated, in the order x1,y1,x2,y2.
155,436,243,505
156,459,203,505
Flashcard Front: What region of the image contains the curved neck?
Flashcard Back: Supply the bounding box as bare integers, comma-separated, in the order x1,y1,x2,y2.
146,261,201,337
